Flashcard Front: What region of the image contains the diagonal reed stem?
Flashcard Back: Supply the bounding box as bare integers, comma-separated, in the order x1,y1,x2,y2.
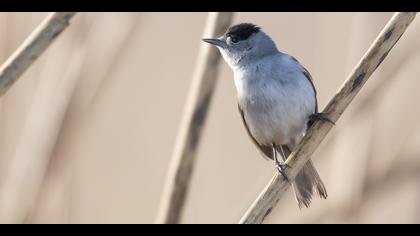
0,12,76,97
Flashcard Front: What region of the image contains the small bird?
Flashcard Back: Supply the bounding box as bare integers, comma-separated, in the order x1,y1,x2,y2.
203,23,329,208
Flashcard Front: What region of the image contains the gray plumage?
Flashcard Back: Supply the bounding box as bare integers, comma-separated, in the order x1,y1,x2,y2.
203,23,327,208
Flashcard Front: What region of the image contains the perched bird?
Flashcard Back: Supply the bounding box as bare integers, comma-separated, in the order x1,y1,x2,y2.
203,23,329,208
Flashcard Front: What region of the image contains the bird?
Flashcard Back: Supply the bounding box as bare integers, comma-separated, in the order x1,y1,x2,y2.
202,23,330,208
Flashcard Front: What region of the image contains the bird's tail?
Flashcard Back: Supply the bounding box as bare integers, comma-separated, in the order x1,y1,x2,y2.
277,144,327,208
292,160,328,208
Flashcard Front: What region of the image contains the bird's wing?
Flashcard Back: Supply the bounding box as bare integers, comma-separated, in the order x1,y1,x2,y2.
290,56,319,113
238,104,274,160
301,67,318,113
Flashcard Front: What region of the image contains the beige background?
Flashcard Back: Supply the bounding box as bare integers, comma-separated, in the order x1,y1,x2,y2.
0,12,420,223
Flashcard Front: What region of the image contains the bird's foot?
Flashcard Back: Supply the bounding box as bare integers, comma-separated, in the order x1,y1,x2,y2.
275,162,291,182
309,112,335,126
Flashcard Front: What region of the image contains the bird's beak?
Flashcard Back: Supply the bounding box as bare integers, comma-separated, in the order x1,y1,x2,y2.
202,38,225,47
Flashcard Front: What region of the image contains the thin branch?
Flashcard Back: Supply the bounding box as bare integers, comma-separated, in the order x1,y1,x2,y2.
0,12,76,97
239,12,416,224
156,12,233,224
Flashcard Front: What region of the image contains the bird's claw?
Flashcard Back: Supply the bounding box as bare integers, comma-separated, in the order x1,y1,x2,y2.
276,163,290,182
309,112,335,126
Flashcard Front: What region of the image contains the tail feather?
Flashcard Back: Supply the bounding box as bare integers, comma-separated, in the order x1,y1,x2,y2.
292,160,327,208
276,144,327,208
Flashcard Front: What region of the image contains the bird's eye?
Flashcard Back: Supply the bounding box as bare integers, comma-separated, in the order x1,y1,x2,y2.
230,36,239,44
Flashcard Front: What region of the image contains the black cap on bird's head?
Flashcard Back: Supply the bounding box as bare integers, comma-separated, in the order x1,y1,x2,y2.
224,23,261,41
202,23,261,47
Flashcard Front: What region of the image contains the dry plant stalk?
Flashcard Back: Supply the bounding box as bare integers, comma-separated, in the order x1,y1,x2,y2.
156,12,233,224
239,12,416,224
0,12,76,96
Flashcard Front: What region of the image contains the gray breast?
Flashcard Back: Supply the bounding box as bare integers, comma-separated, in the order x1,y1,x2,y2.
237,57,315,146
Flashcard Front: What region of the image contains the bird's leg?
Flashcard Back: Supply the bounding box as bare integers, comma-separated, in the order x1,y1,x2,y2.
273,144,290,182
308,112,335,127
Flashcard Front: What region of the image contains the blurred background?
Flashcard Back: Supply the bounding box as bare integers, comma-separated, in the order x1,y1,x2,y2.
0,12,419,224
